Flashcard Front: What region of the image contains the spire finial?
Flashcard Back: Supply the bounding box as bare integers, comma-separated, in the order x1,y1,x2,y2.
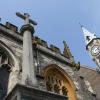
81,25,97,45
79,22,83,28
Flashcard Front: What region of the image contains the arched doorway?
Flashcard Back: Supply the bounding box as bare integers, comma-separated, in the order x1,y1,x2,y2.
43,64,77,100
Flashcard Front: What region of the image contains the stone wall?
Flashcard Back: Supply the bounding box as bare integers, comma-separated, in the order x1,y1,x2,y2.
0,23,96,100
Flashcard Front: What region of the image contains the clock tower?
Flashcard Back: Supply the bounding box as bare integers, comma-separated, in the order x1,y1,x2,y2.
81,26,100,70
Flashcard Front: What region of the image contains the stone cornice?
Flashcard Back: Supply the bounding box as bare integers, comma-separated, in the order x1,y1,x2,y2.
36,44,74,65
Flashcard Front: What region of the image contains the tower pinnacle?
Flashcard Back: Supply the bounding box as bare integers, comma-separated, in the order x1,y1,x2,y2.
81,26,96,45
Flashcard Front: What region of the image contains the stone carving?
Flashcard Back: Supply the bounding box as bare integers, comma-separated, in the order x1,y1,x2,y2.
75,61,80,70
63,41,73,59
71,61,80,70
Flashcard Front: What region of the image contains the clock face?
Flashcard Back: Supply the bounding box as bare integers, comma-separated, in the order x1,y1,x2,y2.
91,45,100,56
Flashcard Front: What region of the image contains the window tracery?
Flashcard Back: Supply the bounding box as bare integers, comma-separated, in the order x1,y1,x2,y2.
62,86,68,96
54,84,60,94
44,66,77,100
45,71,68,96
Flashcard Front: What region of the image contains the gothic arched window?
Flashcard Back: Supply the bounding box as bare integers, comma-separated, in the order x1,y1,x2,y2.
0,43,15,100
45,71,66,95
44,66,77,100
0,65,10,100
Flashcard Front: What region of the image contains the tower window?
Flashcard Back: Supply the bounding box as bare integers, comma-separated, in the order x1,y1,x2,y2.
86,36,90,41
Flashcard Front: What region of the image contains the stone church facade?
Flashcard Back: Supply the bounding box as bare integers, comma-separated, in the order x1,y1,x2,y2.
0,13,98,100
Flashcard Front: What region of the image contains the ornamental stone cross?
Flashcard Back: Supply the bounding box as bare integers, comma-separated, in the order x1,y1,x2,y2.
16,12,38,86
16,12,37,25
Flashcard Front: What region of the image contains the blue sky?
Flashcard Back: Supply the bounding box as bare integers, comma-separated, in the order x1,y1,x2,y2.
0,0,100,68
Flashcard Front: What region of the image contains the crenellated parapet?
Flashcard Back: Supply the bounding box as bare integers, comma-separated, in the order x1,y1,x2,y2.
0,21,80,71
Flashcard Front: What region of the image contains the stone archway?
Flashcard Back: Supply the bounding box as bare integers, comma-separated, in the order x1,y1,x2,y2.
0,46,13,100
43,64,77,100
0,41,16,67
0,40,19,97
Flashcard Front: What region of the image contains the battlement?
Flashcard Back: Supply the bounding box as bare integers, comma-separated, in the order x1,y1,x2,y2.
0,22,80,70
0,22,66,56
6,22,18,33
